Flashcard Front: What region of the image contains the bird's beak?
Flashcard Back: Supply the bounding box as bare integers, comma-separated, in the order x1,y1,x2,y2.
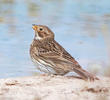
32,24,38,30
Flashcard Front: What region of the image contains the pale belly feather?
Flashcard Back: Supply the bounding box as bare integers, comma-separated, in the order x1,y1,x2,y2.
31,57,57,74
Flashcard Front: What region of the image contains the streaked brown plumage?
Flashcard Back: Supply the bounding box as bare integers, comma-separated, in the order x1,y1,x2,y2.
30,24,98,80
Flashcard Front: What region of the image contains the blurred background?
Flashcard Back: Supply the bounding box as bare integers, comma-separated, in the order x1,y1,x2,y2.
0,0,110,78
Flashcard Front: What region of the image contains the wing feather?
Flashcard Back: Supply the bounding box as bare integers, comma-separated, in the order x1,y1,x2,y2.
37,40,78,65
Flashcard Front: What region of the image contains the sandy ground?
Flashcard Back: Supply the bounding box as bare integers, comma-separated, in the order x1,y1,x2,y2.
0,75,110,100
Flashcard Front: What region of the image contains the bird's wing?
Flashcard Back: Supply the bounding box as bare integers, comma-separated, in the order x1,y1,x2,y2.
37,40,61,58
37,40,79,66
54,40,79,65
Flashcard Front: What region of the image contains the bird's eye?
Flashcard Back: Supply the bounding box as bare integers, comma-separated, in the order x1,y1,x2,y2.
39,28,43,31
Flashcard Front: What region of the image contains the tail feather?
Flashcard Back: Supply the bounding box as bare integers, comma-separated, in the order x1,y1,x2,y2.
73,67,99,81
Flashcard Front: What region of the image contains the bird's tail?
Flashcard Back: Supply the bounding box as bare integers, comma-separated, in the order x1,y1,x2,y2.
72,66,99,81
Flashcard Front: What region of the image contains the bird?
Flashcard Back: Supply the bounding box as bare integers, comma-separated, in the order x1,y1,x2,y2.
30,24,98,81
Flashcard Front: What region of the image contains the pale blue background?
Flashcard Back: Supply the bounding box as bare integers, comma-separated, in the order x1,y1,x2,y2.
0,0,110,78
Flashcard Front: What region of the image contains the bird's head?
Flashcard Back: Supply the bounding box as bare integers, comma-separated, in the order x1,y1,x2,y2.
32,24,54,40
